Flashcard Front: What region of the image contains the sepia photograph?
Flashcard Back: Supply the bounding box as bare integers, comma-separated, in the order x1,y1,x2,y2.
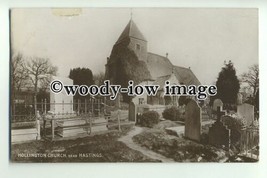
10,8,259,163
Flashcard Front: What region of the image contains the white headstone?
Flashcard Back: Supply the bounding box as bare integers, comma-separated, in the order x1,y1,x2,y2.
237,103,254,126
213,99,223,111
50,76,74,115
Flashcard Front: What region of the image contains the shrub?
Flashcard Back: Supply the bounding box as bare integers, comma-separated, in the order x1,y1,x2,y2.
162,106,185,121
178,96,191,106
140,111,160,128
222,116,246,148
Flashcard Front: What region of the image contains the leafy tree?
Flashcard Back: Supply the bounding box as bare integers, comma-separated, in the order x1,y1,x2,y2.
215,61,240,105
241,64,259,97
69,67,94,100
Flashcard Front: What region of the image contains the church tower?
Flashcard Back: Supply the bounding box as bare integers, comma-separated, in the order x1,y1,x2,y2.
114,19,148,62
105,19,149,83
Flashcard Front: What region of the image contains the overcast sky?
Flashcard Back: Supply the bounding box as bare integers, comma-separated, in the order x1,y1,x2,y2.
11,8,258,84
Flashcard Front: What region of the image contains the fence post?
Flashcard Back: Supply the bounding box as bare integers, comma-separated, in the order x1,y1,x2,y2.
13,99,16,122
62,100,64,114
52,100,55,114
118,109,121,132
78,99,80,115
91,98,94,117
89,114,92,135
85,99,87,114
70,99,73,113
103,97,106,117
51,115,55,140
36,111,41,140
41,99,43,114
98,99,100,116
44,99,47,114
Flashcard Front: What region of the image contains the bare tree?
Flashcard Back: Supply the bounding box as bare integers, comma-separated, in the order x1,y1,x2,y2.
25,57,57,114
241,64,259,97
11,53,29,115
11,54,29,102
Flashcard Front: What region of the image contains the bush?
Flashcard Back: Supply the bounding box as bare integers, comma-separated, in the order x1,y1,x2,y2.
162,106,185,121
222,116,246,148
140,111,160,128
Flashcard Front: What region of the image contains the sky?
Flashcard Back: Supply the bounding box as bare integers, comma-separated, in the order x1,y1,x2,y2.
11,8,258,85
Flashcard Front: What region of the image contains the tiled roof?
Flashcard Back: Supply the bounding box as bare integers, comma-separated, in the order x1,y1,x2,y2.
173,66,201,86
146,52,173,79
116,20,147,44
145,53,201,86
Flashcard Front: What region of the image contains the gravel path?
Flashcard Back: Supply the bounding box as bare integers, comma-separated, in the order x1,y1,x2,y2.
118,126,175,162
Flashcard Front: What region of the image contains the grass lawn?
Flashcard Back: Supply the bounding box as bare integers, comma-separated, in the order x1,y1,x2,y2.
11,125,158,162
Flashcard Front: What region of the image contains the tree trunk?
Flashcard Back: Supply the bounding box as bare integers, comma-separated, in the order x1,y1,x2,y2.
34,94,37,116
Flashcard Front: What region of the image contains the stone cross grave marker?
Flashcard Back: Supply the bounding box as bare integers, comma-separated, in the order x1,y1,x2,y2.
185,99,202,142
208,107,230,149
212,99,223,111
237,103,254,126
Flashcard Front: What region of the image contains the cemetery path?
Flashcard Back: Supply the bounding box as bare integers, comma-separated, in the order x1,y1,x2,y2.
118,126,175,162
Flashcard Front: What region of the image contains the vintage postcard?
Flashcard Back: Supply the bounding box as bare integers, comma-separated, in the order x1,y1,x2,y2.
10,8,259,162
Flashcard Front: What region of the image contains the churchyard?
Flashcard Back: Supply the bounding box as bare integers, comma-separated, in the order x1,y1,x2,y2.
11,85,259,162
10,68,259,162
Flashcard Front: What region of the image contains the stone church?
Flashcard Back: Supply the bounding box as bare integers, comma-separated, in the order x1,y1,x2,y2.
105,19,201,104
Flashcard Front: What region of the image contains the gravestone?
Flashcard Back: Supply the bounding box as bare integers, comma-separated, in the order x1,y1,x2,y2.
50,76,75,116
128,102,137,122
208,107,230,149
212,99,223,111
237,103,254,126
185,99,202,142
56,117,107,137
11,128,38,143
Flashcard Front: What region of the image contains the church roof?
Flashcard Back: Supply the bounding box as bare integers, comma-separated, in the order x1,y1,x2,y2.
145,53,201,86
173,66,201,86
146,52,173,79
116,19,147,44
